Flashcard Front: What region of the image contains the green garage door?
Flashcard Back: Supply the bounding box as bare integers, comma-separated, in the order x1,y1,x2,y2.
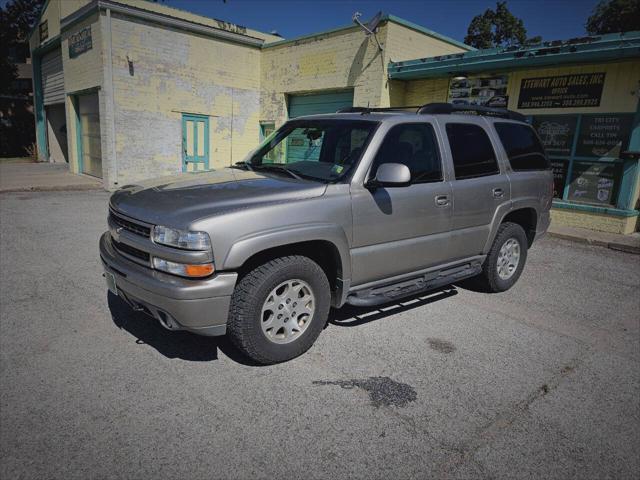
288,90,354,118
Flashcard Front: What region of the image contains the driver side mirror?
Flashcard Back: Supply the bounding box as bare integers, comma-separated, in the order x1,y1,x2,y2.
367,163,411,188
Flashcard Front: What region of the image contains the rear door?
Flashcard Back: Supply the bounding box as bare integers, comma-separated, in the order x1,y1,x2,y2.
443,120,510,259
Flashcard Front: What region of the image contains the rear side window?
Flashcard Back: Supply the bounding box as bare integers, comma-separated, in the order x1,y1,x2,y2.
495,122,549,171
446,123,499,179
371,123,442,183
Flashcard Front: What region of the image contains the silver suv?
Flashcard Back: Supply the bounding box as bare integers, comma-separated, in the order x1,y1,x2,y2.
100,103,553,364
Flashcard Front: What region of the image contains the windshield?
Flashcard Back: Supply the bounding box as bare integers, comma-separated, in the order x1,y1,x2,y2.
248,120,379,183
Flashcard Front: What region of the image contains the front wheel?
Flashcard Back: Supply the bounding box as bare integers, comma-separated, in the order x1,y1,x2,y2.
227,255,331,364
475,222,528,293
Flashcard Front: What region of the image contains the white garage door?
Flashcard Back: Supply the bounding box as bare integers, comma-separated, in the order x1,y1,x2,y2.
41,48,64,106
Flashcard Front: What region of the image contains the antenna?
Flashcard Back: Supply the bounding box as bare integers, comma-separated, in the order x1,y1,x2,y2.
353,11,384,51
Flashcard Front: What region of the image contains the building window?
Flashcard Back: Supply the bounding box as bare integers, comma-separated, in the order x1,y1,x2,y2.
531,113,633,206
39,20,48,42
446,123,499,180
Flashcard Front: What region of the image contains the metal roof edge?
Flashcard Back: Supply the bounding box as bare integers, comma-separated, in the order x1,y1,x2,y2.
388,31,640,79
384,14,476,51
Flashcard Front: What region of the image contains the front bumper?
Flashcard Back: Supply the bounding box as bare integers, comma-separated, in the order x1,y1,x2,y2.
99,232,237,336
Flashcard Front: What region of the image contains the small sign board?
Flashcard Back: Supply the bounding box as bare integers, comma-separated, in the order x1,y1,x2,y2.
567,162,621,205
69,26,92,58
549,159,569,198
518,73,605,109
575,114,633,158
533,115,578,156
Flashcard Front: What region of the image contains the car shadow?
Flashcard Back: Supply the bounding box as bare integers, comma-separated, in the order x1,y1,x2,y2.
329,287,458,327
107,293,261,366
108,287,459,364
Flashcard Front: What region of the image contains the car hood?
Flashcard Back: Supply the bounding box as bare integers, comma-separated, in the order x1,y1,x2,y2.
109,168,327,228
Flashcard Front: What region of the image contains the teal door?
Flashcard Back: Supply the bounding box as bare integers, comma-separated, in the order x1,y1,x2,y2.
182,114,209,172
287,90,354,118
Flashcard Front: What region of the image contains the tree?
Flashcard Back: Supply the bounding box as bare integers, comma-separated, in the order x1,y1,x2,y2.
464,1,531,49
0,0,43,94
586,0,640,35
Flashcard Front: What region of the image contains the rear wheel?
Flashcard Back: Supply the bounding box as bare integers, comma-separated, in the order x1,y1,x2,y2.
227,255,331,364
475,222,528,293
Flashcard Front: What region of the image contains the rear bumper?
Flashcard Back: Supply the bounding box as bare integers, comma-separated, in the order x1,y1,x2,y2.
99,232,237,336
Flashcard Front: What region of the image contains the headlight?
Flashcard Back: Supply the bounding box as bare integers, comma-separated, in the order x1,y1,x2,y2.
152,225,211,250
152,258,214,278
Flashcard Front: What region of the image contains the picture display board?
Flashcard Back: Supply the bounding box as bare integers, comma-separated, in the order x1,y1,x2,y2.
447,75,509,107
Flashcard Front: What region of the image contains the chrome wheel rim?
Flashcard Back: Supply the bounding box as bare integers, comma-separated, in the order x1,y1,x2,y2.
497,238,521,280
260,279,315,344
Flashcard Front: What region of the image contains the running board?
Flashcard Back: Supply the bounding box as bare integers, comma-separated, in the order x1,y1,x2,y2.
346,261,482,307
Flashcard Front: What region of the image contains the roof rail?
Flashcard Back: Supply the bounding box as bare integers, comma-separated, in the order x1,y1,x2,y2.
336,106,422,114
417,102,526,122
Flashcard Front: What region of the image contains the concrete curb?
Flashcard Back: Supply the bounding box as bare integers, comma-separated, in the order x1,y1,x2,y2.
0,185,103,194
548,231,640,255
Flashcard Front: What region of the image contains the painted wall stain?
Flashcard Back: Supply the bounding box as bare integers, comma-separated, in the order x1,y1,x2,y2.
313,376,417,408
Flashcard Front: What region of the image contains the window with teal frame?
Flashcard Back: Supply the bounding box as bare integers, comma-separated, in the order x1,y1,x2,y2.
530,112,636,208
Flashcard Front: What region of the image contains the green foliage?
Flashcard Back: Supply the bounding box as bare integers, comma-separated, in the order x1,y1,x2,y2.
586,0,640,35
0,0,43,94
464,1,530,49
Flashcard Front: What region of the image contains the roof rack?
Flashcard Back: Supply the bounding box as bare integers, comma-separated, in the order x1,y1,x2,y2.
336,106,422,114
336,102,526,122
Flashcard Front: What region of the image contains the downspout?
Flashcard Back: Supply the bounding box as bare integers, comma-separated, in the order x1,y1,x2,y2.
104,7,118,185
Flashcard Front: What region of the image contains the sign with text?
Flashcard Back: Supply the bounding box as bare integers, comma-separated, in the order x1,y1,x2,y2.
550,159,569,198
518,73,605,109
567,162,621,205
575,114,633,158
533,115,578,156
69,26,92,58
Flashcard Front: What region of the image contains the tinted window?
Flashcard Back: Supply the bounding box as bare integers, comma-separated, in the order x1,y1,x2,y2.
371,123,442,183
495,122,549,171
446,123,499,179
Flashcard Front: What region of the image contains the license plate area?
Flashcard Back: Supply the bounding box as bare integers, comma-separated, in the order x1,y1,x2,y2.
104,271,117,296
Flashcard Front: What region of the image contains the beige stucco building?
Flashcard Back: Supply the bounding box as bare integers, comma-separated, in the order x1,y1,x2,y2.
29,0,469,189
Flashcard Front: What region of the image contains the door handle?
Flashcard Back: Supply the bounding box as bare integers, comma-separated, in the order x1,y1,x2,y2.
435,195,450,207
492,188,504,198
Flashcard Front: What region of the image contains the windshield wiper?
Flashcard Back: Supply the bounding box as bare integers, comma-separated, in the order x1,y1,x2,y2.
231,161,254,171
252,164,303,180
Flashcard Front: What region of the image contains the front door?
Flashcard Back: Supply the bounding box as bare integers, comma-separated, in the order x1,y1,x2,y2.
182,114,209,172
350,122,453,286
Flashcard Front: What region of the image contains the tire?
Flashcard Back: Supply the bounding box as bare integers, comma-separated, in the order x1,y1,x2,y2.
475,222,528,293
227,255,331,364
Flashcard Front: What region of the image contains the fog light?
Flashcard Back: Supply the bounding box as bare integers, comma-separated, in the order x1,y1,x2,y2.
152,257,214,278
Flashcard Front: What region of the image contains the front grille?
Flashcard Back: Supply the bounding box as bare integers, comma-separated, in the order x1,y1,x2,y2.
112,239,150,262
109,210,151,238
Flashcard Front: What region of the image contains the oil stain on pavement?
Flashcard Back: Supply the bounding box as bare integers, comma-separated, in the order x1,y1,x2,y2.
313,376,417,408
427,338,456,354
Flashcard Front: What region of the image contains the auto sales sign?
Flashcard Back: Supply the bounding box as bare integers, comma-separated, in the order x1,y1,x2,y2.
518,72,605,109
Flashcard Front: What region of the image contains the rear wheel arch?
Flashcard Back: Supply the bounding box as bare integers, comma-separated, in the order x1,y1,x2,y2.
501,207,538,247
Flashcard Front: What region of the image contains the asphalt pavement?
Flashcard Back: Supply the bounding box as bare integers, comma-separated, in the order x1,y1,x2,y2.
1,190,638,479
